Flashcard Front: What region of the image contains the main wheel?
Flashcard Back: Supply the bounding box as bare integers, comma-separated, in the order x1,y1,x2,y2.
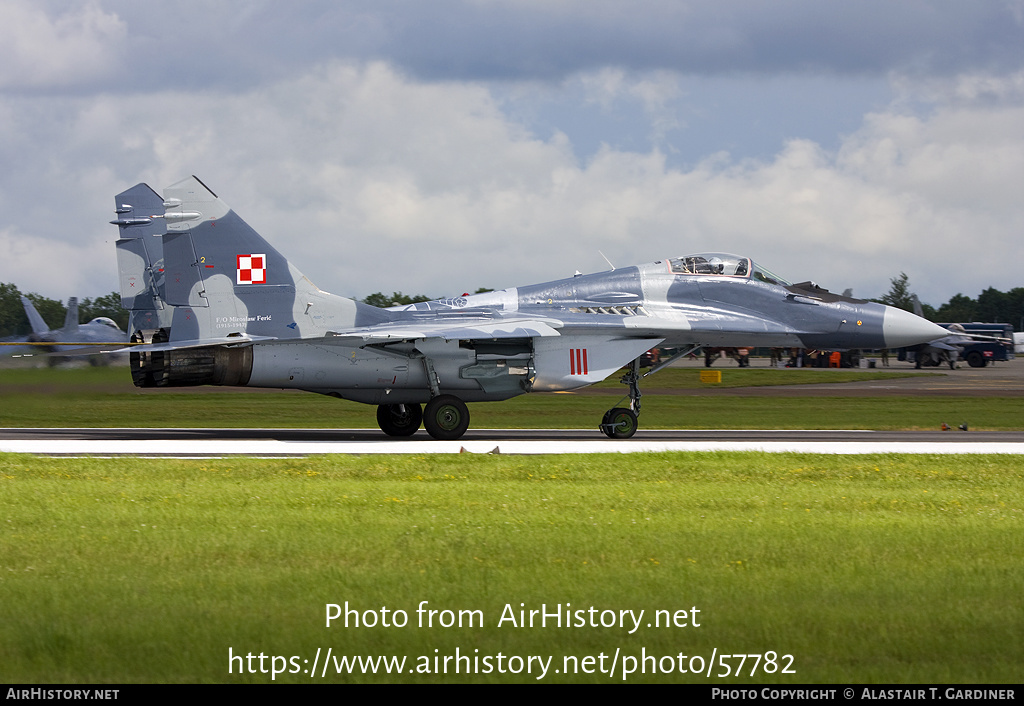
423,395,470,440
601,407,638,439
376,403,422,437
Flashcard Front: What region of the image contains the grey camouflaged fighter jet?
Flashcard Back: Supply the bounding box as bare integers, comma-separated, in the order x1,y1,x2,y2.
111,176,947,440
0,296,127,362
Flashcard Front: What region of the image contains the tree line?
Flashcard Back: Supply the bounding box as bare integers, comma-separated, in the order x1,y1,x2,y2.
0,284,475,337
0,283,128,338
875,273,1024,329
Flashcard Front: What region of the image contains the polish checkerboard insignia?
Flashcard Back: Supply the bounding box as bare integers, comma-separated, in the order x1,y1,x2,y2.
236,254,266,284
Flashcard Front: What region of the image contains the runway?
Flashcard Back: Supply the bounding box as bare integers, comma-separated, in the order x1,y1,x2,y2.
3,358,1021,456
2,427,1024,456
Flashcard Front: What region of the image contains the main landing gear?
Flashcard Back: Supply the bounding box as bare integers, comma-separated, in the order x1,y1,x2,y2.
376,395,471,441
375,347,472,440
599,345,701,439
376,403,422,437
422,395,471,440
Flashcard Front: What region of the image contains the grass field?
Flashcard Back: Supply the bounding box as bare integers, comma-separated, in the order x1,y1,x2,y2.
1,364,1021,684
1,453,1021,684
0,364,1019,431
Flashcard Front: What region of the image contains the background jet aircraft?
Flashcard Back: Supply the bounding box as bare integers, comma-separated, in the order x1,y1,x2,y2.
905,295,1012,369
0,296,127,363
110,176,947,439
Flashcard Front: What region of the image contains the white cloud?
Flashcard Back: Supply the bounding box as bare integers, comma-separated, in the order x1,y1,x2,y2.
0,61,1022,310
0,1,126,90
0,225,112,299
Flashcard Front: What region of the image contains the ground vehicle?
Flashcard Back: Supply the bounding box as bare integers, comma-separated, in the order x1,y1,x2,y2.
943,323,1014,367
897,322,1014,368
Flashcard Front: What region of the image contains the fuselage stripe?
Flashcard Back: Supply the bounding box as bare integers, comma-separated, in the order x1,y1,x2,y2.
569,348,589,376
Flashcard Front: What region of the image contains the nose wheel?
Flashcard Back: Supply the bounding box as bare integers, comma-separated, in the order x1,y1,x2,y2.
601,407,638,438
597,345,701,439
600,358,642,439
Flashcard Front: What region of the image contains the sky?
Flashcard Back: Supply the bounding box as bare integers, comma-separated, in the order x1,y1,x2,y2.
1,1,1023,309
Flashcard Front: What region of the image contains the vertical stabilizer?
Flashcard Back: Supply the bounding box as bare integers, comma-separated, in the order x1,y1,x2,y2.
112,183,172,336
150,176,371,342
20,296,49,336
61,297,79,333
113,183,166,310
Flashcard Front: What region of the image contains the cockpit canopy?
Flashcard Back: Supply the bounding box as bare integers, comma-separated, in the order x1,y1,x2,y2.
667,252,790,286
89,317,122,331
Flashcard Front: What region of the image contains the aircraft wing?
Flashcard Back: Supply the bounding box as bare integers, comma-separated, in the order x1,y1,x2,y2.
324,316,562,345
314,312,659,394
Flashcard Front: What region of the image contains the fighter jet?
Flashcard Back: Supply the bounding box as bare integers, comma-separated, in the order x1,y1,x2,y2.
110,176,947,439
0,296,127,362
905,295,1012,369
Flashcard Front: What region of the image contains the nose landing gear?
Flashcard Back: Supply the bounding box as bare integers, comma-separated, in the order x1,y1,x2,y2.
600,358,642,439
599,345,701,439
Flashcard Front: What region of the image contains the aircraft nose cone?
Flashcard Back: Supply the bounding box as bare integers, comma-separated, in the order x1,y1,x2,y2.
882,307,948,348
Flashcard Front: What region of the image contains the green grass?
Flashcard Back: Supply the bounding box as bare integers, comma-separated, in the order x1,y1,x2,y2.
2,365,1020,683
0,364,1018,430
1,453,1020,683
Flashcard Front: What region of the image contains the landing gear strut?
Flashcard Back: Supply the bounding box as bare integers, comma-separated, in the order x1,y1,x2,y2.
599,345,702,439
600,359,642,439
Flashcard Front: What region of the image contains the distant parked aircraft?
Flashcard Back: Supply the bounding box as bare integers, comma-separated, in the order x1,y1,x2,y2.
0,296,127,363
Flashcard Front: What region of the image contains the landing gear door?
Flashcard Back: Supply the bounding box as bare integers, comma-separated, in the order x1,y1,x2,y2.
532,335,662,391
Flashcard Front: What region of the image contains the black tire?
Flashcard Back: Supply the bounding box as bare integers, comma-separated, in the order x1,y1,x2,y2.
966,351,986,368
423,395,470,440
376,403,422,437
600,409,615,438
602,407,638,439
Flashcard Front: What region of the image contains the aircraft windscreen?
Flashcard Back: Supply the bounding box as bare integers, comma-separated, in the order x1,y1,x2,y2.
90,317,121,331
668,253,790,285
750,262,790,286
